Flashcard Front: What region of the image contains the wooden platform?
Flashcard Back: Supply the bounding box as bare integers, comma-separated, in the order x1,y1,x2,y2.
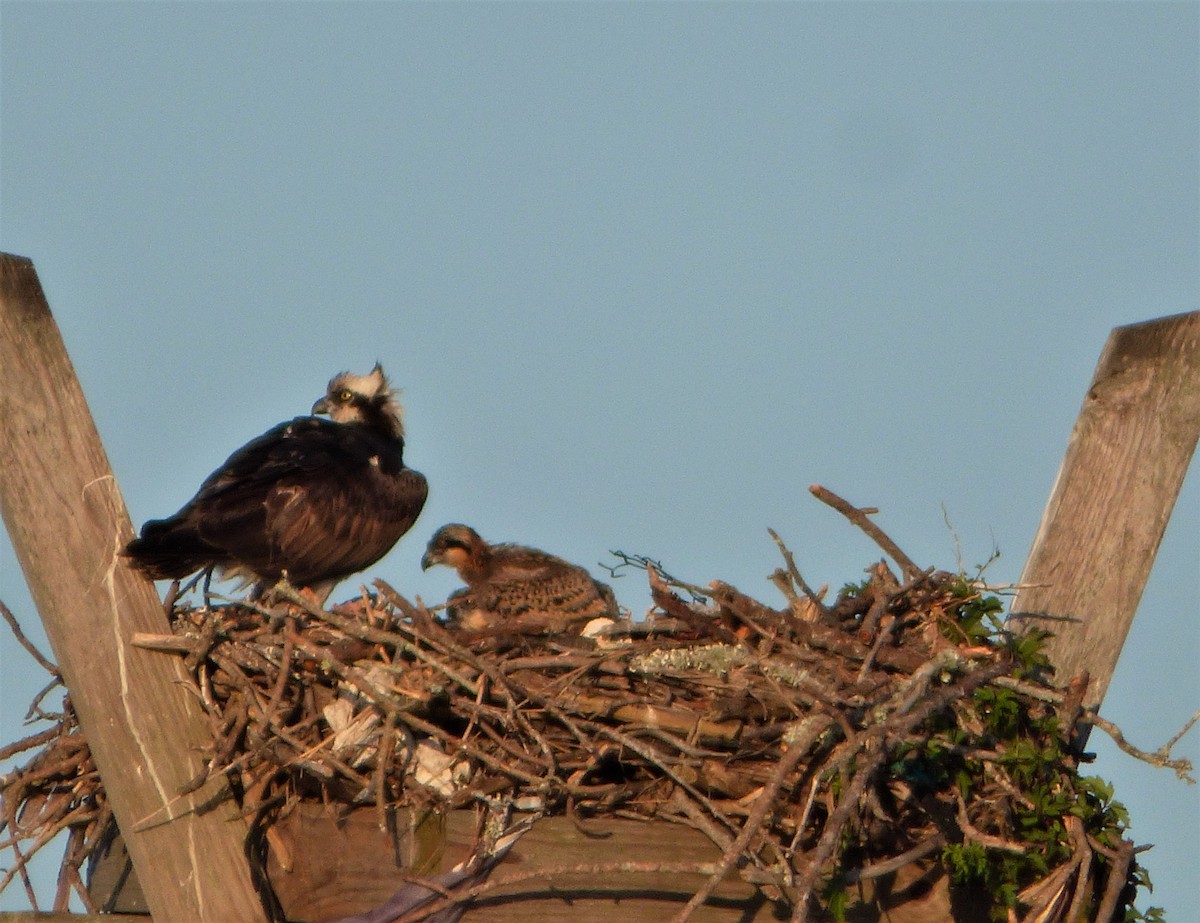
88,804,982,923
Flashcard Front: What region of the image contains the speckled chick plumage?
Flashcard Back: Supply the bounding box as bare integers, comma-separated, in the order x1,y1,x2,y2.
421,524,617,631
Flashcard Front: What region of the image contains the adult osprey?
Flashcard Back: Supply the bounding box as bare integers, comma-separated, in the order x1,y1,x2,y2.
123,364,428,601
421,524,617,632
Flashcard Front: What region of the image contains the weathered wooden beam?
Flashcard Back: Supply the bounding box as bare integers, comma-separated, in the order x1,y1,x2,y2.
1010,311,1200,713
0,254,268,922
97,804,974,922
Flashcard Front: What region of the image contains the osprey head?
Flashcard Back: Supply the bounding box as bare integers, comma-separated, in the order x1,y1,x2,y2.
422,523,485,575
312,363,404,437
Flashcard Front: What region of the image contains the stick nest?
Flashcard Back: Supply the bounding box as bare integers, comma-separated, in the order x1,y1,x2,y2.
0,495,1163,923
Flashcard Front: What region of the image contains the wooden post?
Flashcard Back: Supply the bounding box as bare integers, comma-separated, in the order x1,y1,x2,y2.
0,255,268,922
1010,311,1200,713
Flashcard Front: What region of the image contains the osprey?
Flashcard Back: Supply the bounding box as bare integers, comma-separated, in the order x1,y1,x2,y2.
123,364,428,601
421,524,617,632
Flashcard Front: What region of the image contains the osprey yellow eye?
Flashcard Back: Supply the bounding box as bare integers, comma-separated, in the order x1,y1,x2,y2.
338,389,354,402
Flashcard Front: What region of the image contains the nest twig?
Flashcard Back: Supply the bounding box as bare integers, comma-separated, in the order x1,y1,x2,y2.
1,488,1186,922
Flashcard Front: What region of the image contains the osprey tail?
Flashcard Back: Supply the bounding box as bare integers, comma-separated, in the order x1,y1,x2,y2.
122,516,221,579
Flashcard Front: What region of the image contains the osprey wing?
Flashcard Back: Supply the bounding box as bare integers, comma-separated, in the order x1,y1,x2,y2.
193,417,427,587
468,547,616,627
170,417,331,574
121,418,314,580
265,451,428,586
193,417,335,498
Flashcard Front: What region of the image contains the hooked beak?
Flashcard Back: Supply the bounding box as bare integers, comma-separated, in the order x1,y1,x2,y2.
312,396,331,415
420,549,437,571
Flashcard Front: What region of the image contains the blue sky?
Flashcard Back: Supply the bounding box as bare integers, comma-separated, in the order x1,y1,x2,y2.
2,3,1197,918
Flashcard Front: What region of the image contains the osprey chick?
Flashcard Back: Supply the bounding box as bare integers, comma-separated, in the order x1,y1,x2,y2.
123,364,428,601
421,524,617,632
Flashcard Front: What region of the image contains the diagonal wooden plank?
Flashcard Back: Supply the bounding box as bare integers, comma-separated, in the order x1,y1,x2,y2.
0,254,268,922
1010,311,1200,713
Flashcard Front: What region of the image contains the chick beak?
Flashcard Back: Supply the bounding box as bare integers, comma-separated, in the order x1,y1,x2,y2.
420,549,436,571
312,396,331,415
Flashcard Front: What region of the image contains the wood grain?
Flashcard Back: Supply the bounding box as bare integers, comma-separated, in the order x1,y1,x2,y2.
1010,311,1200,712
94,803,985,922
273,806,985,923
0,253,267,922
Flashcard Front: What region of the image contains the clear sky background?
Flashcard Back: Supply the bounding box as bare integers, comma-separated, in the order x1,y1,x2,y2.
1,3,1197,918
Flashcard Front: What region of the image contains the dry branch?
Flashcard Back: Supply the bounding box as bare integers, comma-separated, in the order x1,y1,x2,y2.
0,522,1167,922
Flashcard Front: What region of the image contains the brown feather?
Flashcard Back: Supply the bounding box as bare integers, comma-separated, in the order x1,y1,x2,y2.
123,366,427,599
421,524,616,631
